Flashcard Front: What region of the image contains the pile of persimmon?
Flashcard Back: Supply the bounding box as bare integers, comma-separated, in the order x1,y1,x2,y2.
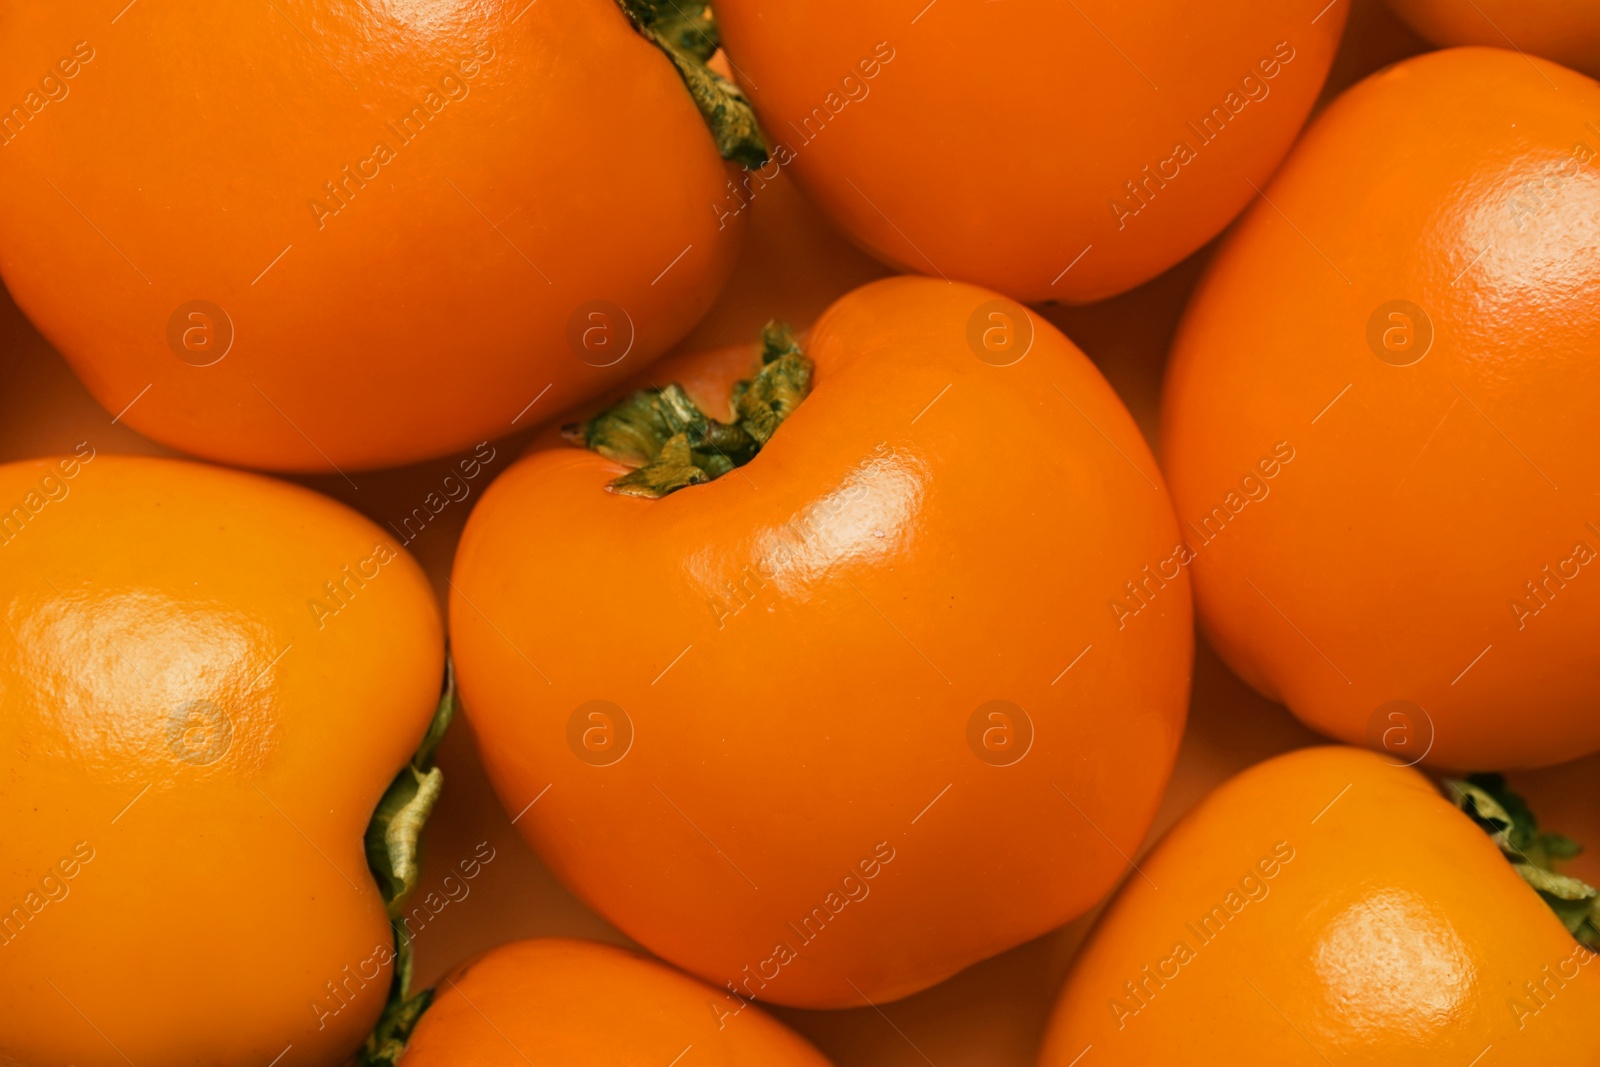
2,2,1598,1066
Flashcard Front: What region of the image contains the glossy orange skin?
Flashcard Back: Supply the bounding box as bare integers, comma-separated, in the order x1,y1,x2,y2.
0,2,740,472
1038,746,1600,1065
0,455,443,1066
1386,0,1600,77
450,275,1192,1008
1161,48,1600,770
712,0,1345,304
405,938,834,1066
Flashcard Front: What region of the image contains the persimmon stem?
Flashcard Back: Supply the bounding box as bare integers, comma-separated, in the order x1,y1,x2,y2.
614,0,770,168
358,656,456,1066
1448,774,1600,949
566,320,812,499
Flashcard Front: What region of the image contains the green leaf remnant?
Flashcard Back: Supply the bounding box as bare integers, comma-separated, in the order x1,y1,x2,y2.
567,320,813,499
359,657,457,1066
1448,773,1599,949
615,0,769,168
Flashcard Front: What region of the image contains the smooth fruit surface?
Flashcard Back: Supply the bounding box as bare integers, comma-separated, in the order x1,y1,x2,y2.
403,938,834,1066
712,0,1345,303
0,454,444,1066
450,275,1192,1007
1038,746,1600,1065
1386,0,1600,77
0,1,739,471
1161,47,1600,769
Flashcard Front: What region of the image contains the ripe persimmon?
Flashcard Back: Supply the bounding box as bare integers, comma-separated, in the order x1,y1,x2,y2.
393,939,833,1066
449,276,1192,1008
1161,47,1600,769
711,0,1346,303
0,1,760,472
0,454,446,1066
1038,747,1600,1065
1385,0,1600,77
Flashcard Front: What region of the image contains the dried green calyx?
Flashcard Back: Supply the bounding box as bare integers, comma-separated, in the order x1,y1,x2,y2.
566,320,812,499
358,657,457,1066
614,0,769,168
1448,773,1599,949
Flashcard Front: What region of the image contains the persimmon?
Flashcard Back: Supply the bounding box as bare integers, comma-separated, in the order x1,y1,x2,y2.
0,454,447,1067
391,939,833,1066
711,0,1346,304
1385,0,1600,77
1038,746,1600,1065
0,1,762,472
449,276,1192,1008
1160,47,1600,770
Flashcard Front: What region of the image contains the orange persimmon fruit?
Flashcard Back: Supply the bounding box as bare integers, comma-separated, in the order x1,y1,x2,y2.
1160,47,1600,770
712,0,1346,303
1038,746,1600,1065
1385,0,1600,77
0,454,445,1066
0,1,756,472
398,939,834,1066
449,275,1193,1008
